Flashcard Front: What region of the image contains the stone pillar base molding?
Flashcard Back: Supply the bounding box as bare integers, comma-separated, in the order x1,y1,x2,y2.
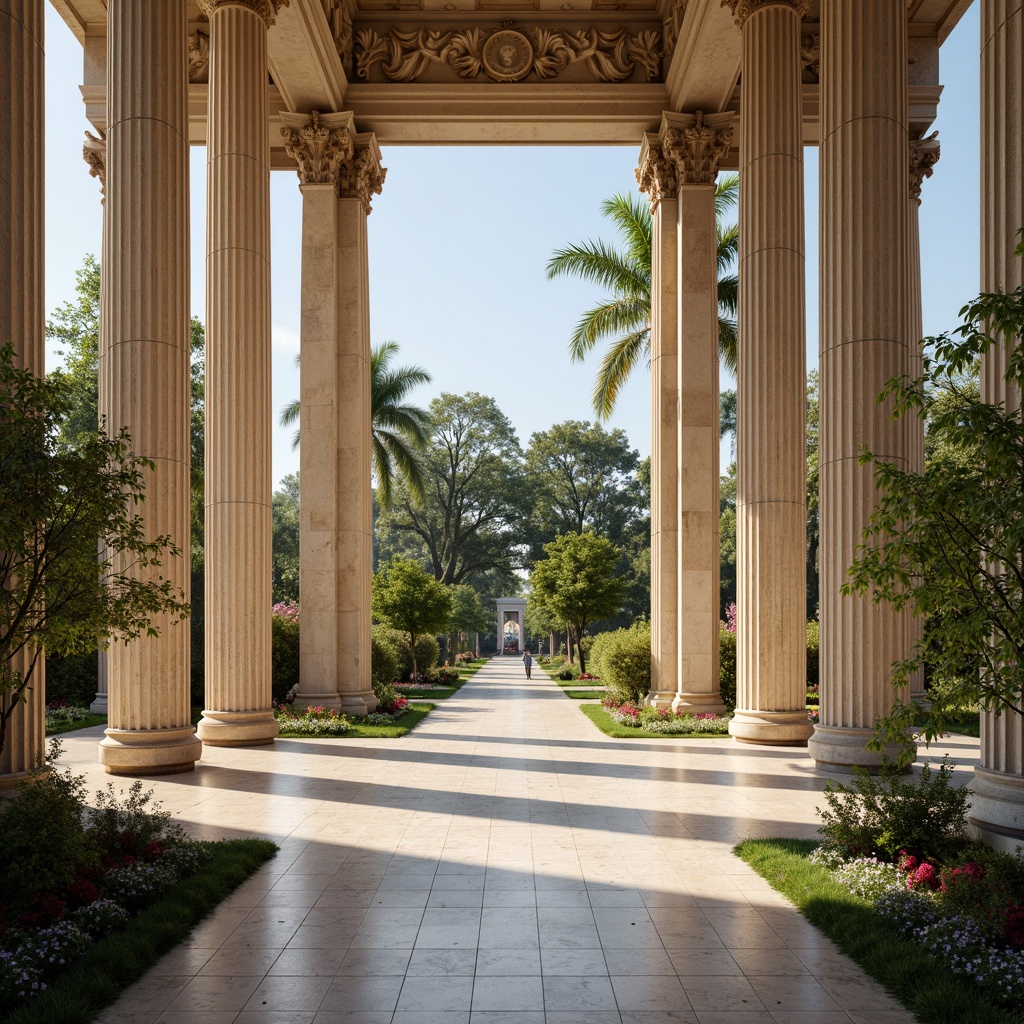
89,695,109,715
291,691,342,713
730,710,812,746
648,689,675,709
969,768,1024,854
340,691,377,717
99,726,202,775
673,692,726,716
197,709,278,746
807,724,914,772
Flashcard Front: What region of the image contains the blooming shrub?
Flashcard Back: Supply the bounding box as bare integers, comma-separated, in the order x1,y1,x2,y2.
43,705,93,730
364,712,396,726
831,856,903,902
274,705,350,736
102,862,178,910
0,950,45,1003
722,602,737,633
72,899,128,939
9,921,89,975
271,600,299,621
602,699,730,735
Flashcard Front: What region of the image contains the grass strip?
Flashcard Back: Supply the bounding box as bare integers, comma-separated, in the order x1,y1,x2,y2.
734,838,1023,1024
563,689,607,700
1,838,277,1024
276,702,436,739
579,704,729,739
399,686,458,700
45,714,107,736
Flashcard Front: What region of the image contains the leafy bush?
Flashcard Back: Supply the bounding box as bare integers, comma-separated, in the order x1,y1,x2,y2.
806,620,820,687
44,652,98,709
718,628,736,711
89,780,186,858
831,856,903,902
393,631,440,681
817,758,970,862
590,621,650,705
271,611,300,703
364,712,396,726
371,624,401,691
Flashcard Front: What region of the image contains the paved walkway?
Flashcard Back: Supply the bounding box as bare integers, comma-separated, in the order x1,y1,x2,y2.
58,656,980,1024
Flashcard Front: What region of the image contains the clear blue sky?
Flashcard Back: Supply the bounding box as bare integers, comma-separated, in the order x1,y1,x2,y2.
42,4,981,488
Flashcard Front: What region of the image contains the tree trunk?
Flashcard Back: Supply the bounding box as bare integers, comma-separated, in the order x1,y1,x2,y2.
410,631,418,680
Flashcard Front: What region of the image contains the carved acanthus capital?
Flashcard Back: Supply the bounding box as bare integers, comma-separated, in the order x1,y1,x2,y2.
188,28,210,81
662,110,734,185
721,0,809,27
909,130,940,205
340,139,387,214
801,30,819,82
82,129,106,198
636,134,677,212
196,0,289,27
280,110,355,188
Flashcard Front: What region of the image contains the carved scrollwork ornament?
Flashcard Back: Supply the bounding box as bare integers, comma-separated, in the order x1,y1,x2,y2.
635,138,678,213
322,0,354,66
340,149,387,214
196,0,289,27
663,111,733,186
82,129,106,198
800,30,819,83
909,130,940,205
280,111,355,188
663,0,686,62
721,0,809,27
188,29,210,81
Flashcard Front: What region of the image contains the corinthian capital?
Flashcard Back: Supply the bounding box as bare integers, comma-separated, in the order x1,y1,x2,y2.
340,136,387,214
662,110,734,186
721,0,809,27
636,134,678,213
197,0,289,26
82,129,106,198
280,110,354,187
909,131,940,205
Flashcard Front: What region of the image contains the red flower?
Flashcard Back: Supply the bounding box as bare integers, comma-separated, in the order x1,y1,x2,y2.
907,862,940,891
1002,904,1024,948
144,840,165,862
68,879,100,908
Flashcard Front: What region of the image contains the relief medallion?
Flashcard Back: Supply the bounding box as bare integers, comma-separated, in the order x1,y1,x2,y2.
482,29,534,81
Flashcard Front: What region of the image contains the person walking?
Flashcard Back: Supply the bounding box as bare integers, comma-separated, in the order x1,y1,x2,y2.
522,649,533,680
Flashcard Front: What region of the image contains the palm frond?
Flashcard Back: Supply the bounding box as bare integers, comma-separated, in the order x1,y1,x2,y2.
591,329,650,419
718,316,738,375
546,240,649,296
714,173,740,218
569,298,651,363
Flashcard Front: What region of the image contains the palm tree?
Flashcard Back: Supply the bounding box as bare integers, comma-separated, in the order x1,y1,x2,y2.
546,174,739,419
279,340,432,507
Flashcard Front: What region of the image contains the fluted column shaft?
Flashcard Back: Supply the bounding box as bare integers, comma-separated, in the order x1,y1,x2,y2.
0,0,46,781
973,0,1024,849
729,1,812,745
98,0,201,775
200,0,278,745
808,0,914,769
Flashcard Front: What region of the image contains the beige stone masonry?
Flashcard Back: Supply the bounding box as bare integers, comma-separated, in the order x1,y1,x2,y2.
199,0,281,747
809,0,915,770
972,0,1024,850
98,0,201,776
0,0,46,783
728,0,812,746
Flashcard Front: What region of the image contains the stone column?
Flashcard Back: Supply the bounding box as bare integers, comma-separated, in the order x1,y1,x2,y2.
0,0,46,782
663,110,732,715
98,0,201,775
198,0,282,746
725,0,812,745
972,0,1024,850
637,135,679,707
281,110,382,716
906,132,939,700
808,0,914,770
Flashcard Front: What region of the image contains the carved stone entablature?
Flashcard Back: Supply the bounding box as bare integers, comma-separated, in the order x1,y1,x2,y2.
636,133,677,212
322,0,354,66
197,0,289,27
82,129,106,198
663,0,686,63
188,28,210,81
354,22,663,83
909,130,940,205
662,110,733,185
801,29,819,83
280,110,355,187
721,0,809,27
340,139,387,214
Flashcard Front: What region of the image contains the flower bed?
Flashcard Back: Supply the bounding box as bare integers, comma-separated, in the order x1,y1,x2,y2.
603,698,731,735
274,696,433,739
44,701,104,736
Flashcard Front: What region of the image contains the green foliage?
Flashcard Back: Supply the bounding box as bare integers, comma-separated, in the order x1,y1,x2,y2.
0,346,189,759
589,621,650,704
0,741,96,914
89,779,186,852
372,557,452,677
806,620,820,687
271,473,300,604
371,624,401,690
45,653,99,709
270,613,300,704
718,463,737,615
816,759,970,862
718,628,737,711
393,631,440,681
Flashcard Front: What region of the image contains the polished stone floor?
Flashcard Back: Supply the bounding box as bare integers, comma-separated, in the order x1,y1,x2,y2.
58,656,980,1024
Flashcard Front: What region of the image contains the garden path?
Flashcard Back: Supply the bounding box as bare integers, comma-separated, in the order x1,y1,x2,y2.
58,656,981,1024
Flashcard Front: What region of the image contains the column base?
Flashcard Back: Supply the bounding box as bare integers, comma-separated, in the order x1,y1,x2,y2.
293,691,343,713
968,767,1024,854
807,724,915,773
647,689,675,709
197,710,278,747
673,692,727,716
340,691,378,717
99,725,202,775
89,693,109,715
0,767,38,794
730,709,813,746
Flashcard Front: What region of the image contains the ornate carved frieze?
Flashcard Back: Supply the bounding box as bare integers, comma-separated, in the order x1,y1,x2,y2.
721,0,809,27
280,110,354,186
340,146,387,213
355,21,662,83
636,134,677,212
322,0,354,66
197,0,289,26
82,129,106,198
801,29,819,82
663,0,686,63
662,110,733,185
909,130,940,204
188,28,210,81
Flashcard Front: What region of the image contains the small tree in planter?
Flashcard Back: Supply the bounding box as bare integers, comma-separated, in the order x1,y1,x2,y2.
0,347,188,759
372,557,452,679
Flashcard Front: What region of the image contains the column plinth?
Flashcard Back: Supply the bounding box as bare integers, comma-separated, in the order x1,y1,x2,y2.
199,0,282,746
97,0,200,775
726,0,812,746
808,0,915,771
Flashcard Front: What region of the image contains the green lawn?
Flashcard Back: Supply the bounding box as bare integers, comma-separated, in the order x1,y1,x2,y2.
579,704,730,739
276,702,436,739
45,713,107,736
734,838,1021,1024
564,689,606,700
